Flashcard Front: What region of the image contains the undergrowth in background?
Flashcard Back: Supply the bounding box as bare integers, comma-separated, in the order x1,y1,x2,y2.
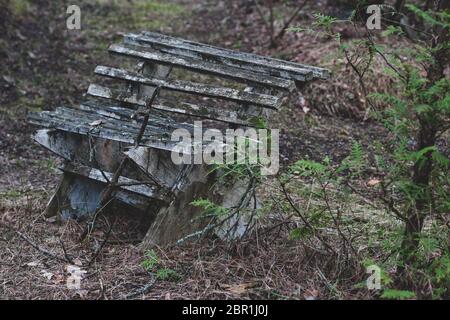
284,1,449,299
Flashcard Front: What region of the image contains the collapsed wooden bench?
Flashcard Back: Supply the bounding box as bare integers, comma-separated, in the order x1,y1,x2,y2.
28,31,330,247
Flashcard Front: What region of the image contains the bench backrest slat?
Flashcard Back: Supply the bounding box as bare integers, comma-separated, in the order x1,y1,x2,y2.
88,84,251,126
127,32,330,81
94,66,282,109
109,43,296,91
83,32,330,130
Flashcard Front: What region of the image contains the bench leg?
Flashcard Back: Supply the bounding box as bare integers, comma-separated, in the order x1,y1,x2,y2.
44,172,158,222
140,168,260,248
44,172,105,220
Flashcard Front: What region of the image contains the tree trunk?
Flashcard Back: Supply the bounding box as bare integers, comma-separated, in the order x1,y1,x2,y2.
399,2,450,268
400,121,436,265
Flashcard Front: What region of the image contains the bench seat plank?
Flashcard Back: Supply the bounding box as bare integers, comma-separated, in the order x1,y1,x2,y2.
28,107,184,152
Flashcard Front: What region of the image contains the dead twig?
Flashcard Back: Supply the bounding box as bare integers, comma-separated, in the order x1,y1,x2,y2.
279,180,337,255
0,221,69,263
88,216,117,266
124,273,156,299
59,237,74,264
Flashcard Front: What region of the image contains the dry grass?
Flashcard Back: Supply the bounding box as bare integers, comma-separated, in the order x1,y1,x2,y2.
1,172,386,300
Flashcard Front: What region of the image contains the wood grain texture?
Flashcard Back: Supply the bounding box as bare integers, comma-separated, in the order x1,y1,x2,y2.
94,66,282,109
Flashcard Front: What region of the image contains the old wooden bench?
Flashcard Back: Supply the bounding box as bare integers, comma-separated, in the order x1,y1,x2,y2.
28,31,330,247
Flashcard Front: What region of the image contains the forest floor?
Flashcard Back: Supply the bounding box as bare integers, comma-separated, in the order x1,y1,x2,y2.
0,0,396,299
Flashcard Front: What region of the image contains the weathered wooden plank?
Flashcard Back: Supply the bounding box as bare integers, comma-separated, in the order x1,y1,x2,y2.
88,83,147,108
54,104,182,135
34,128,135,178
125,32,330,80
88,84,252,126
61,162,166,200
51,107,161,138
138,60,172,102
78,100,194,132
34,129,78,161
45,173,154,220
94,66,281,109
109,43,296,91
28,109,180,152
33,129,178,193
126,34,312,83
28,106,202,154
125,147,189,190
139,32,330,79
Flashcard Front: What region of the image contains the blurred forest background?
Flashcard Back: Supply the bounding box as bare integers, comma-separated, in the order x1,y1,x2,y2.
0,0,448,300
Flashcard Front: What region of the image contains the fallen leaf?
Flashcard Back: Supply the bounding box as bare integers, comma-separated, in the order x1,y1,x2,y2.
340,128,350,135
26,261,41,267
367,179,381,186
45,216,57,223
73,258,83,266
16,30,27,41
222,283,254,296
41,270,53,280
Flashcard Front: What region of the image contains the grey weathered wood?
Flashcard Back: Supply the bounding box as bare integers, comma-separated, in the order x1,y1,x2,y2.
125,147,191,190
237,85,274,127
61,162,166,200
78,101,193,131
125,32,330,81
28,108,183,152
88,84,252,126
138,61,172,98
139,31,330,79
43,172,157,219
94,66,282,109
29,105,207,154
109,43,296,91
50,106,173,138
33,128,158,183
